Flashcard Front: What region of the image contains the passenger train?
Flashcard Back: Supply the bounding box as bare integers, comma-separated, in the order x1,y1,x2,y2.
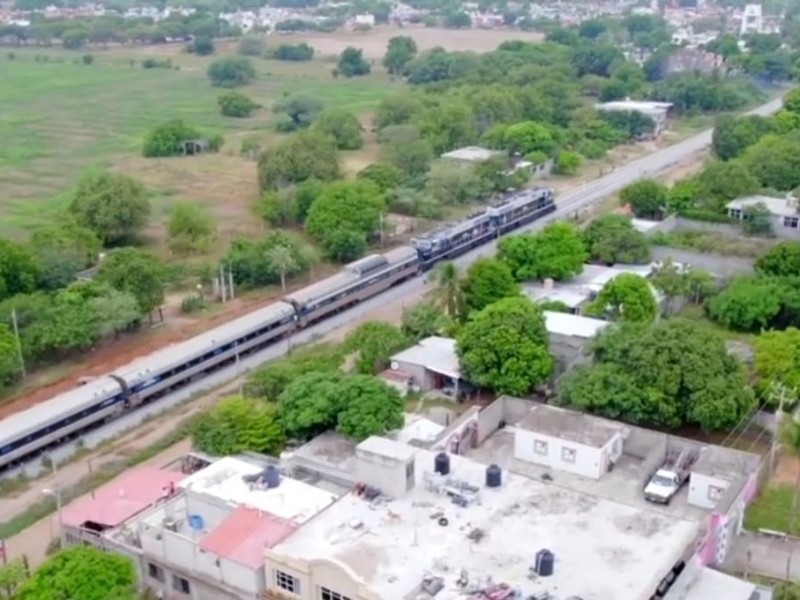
0,187,556,470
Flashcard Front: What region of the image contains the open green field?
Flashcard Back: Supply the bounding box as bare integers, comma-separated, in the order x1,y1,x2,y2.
0,46,395,240
744,484,800,536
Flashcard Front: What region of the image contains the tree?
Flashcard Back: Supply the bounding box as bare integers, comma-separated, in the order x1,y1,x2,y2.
401,301,452,340
258,130,340,192
357,163,402,192
30,221,100,290
754,328,800,402
559,319,754,430
461,258,520,313
582,214,651,265
312,108,364,150
344,321,408,374
374,92,421,130
0,239,39,302
142,119,206,158
336,375,405,441
379,125,433,178
587,273,657,323
457,297,553,395
321,229,368,262
193,395,285,456
711,114,774,161
497,223,587,282
271,42,314,61
238,35,266,56
429,261,465,319
68,171,150,245
14,546,135,600
650,259,687,315
97,248,165,316
273,94,324,131
427,161,485,205
244,344,344,399
306,180,386,242
383,35,417,75
740,133,800,191
207,56,256,87
190,35,214,55
337,46,370,77
265,244,296,291
278,371,345,440
782,418,800,537
756,242,800,278
694,161,760,211
167,202,215,256
705,276,783,332
0,323,21,388
685,269,716,304
619,179,668,219
218,91,260,118
502,121,555,156
0,557,29,598
554,150,582,175
774,581,800,600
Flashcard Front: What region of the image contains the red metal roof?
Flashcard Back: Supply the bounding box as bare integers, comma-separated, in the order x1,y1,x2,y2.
199,506,298,569
61,466,181,529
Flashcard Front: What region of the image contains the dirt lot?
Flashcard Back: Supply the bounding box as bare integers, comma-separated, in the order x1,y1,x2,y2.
289,25,545,59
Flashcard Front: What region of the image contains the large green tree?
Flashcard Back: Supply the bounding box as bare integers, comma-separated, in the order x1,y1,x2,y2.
207,56,256,87
0,239,39,302
401,301,452,340
0,323,21,388
705,276,784,332
68,171,151,245
29,221,100,290
383,35,418,74
167,202,216,256
337,46,371,77
711,114,774,161
619,179,668,219
192,395,285,456
461,258,520,313
14,546,136,600
457,296,554,395
258,129,340,192
582,214,651,265
336,375,405,441
244,344,344,399
97,248,165,315
344,321,409,375
559,319,754,430
587,273,657,323
754,328,800,403
756,242,800,278
498,223,586,282
278,371,345,440
312,108,364,150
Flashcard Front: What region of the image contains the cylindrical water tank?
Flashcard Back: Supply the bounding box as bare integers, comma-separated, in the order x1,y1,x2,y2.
434,452,450,476
264,465,281,488
486,464,502,488
188,514,204,531
535,549,554,577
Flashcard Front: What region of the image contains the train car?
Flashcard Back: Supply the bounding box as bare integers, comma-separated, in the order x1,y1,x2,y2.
285,246,419,327
411,211,495,270
487,187,556,235
114,301,298,405
0,376,123,469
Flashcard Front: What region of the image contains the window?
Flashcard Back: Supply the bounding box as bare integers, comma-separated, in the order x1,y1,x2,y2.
321,587,352,600
276,570,300,594
172,575,190,594
406,460,415,479
561,447,576,463
729,208,742,220
147,562,165,582
534,440,548,455
784,216,799,229
708,485,725,501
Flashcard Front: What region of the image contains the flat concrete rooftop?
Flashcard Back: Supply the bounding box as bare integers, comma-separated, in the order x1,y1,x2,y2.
516,404,624,448
272,448,699,600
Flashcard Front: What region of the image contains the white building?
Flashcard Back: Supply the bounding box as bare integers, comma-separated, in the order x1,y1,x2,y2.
512,404,626,479
595,100,674,138
740,4,764,35
726,195,800,238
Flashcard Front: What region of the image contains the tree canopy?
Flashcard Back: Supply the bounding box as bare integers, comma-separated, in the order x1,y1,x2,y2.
559,319,755,431
0,239,39,302
461,258,520,313
167,202,216,256
582,214,651,265
336,375,405,441
619,179,668,219
344,321,408,375
192,395,285,456
587,273,657,323
312,108,364,150
68,171,151,245
337,46,371,77
207,56,256,87
258,129,340,192
97,248,165,315
457,296,553,395
498,223,586,282
754,328,800,405
278,371,345,440
14,546,136,600
756,242,800,278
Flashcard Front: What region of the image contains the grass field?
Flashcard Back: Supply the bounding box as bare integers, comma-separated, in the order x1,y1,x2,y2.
744,484,800,536
0,46,395,241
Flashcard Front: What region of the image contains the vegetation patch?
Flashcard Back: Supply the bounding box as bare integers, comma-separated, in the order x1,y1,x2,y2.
649,230,773,258
744,485,799,536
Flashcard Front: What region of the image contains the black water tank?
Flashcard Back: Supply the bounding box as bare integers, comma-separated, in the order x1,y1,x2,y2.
535,549,554,577
434,452,450,476
486,464,502,488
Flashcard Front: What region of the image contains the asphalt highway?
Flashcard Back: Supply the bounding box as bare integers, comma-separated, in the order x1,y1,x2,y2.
10,95,786,477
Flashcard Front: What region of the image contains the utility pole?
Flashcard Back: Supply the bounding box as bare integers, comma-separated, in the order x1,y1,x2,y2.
10,308,25,378
219,264,227,303
378,212,385,248
770,380,795,474
227,265,235,300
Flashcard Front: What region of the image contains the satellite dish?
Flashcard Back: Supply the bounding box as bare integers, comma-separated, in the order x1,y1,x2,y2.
391,361,399,370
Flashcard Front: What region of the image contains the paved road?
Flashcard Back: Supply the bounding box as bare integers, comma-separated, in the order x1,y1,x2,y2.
8,96,786,478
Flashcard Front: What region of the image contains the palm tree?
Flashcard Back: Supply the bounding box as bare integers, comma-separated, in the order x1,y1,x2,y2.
265,245,296,291
783,416,800,535
429,261,464,319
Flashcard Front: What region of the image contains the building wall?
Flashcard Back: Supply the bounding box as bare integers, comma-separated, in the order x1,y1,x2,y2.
142,557,244,600
355,450,414,497
513,429,618,479
432,407,480,454
688,472,730,510
263,552,381,600
391,360,433,391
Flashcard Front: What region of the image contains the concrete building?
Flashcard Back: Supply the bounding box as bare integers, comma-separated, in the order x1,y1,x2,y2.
513,404,625,479
440,146,503,164
56,400,769,600
385,336,465,397
726,195,800,239
595,100,674,138
740,3,764,35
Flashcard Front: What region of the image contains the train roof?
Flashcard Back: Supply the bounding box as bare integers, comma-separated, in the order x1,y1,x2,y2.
113,301,296,385
283,271,360,308
380,245,418,264
0,376,122,444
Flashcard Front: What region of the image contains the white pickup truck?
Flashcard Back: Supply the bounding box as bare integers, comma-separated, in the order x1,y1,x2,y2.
644,448,697,505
